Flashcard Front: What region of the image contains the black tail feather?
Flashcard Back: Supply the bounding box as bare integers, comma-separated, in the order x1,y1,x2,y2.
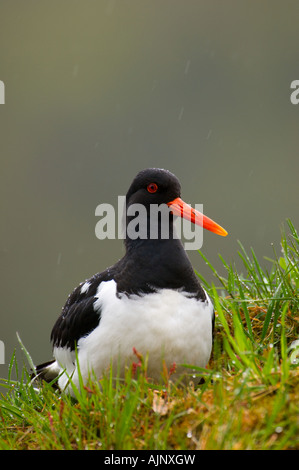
31,359,60,389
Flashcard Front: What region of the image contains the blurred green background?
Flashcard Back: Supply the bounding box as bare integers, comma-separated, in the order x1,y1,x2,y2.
0,1,298,375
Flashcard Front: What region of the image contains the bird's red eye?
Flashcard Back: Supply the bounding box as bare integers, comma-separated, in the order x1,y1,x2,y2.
147,183,158,193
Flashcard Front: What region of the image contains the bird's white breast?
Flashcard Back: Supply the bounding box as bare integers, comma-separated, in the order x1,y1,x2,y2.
54,280,214,394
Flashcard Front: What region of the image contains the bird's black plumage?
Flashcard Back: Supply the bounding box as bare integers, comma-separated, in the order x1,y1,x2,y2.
51,271,110,351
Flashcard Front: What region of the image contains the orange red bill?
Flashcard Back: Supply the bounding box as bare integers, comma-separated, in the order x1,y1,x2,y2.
167,197,228,237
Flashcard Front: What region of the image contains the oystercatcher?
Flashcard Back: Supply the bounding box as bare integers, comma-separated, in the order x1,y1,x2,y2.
35,168,227,394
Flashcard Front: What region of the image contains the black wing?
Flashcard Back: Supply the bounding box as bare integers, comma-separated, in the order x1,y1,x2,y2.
51,269,114,351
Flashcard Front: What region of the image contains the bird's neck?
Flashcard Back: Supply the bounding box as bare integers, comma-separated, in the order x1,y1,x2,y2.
120,230,203,298
124,208,177,247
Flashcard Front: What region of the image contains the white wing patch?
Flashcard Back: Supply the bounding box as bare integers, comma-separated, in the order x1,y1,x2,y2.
80,281,91,295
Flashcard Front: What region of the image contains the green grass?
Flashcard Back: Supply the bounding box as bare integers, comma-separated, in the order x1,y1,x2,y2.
0,219,298,450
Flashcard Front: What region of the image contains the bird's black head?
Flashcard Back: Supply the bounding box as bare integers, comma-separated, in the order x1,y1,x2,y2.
124,168,181,245
123,167,227,248
126,168,181,208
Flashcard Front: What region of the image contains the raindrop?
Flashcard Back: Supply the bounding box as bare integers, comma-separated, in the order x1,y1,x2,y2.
73,65,79,78
178,107,184,121
151,79,158,91
184,60,191,74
